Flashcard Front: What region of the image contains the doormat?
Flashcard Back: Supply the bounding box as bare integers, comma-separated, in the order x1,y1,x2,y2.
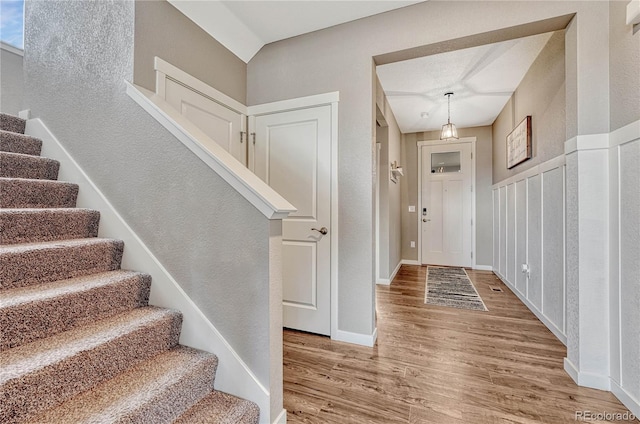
424,266,488,311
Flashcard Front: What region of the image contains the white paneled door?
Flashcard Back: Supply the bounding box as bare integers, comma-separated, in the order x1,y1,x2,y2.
250,105,332,336
420,141,473,267
165,79,247,165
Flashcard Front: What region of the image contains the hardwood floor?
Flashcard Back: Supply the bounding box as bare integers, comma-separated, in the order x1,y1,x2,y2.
283,265,638,423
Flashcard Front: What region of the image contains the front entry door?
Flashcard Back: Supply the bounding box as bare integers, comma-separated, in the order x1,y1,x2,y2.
250,105,332,335
421,142,473,267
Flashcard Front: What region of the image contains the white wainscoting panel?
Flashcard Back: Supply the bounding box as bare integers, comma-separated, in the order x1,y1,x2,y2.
507,183,516,285
527,174,543,310
493,155,567,344
499,186,507,278
615,133,640,413
515,180,527,295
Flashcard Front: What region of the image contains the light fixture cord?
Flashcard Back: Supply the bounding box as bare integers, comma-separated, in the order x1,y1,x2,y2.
447,94,451,124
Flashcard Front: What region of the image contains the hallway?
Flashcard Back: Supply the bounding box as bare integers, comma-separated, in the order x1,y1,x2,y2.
283,265,637,423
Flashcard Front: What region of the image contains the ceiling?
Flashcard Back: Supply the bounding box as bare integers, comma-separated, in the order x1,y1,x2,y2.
168,1,553,135
169,0,423,63
376,32,553,134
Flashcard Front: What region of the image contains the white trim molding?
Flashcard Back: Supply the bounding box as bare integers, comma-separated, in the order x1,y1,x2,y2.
25,118,272,419
247,92,340,116
627,0,640,25
125,82,295,220
564,358,612,391
612,380,640,418
401,259,421,266
335,328,378,348
0,41,23,56
473,265,493,271
273,408,288,424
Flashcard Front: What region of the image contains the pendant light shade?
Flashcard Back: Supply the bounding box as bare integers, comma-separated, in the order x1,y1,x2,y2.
440,92,459,141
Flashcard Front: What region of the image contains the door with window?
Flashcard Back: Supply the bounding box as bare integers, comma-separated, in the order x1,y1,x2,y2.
420,141,473,267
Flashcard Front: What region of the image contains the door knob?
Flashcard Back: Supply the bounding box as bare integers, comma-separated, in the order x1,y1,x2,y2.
423,219,430,222
311,227,328,235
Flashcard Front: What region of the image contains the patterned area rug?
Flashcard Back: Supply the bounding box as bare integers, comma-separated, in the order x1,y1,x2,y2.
424,266,488,311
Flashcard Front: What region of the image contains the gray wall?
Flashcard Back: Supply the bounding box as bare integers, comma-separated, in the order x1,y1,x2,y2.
609,0,640,132
24,0,272,389
401,126,493,266
0,45,24,115
133,0,246,104
375,85,402,280
492,31,565,184
247,1,600,337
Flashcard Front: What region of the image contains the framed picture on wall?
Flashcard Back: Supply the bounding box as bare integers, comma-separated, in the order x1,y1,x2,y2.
506,116,532,169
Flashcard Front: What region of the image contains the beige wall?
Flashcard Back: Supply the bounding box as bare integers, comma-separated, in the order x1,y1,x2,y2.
133,0,246,104
402,126,493,266
609,1,640,131
492,31,566,184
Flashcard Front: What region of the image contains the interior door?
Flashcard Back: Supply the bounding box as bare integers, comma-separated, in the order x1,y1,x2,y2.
421,142,473,267
250,105,331,335
165,79,247,165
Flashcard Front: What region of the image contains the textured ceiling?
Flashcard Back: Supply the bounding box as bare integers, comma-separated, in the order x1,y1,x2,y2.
376,32,554,134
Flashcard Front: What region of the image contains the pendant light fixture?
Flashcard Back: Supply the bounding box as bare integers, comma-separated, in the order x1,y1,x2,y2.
440,92,459,140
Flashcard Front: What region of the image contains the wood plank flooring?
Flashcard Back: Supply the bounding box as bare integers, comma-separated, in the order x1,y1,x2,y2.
283,265,638,423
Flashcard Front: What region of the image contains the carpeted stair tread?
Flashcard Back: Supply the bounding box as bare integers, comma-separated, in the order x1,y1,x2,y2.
0,306,183,423
0,177,78,208
175,390,261,424
0,270,151,351
0,114,26,134
0,238,124,289
29,346,218,424
0,130,41,155
0,151,60,179
0,208,100,244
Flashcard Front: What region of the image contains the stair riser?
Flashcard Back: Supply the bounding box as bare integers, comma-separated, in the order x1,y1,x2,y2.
117,355,217,423
0,312,183,424
0,210,100,245
0,131,41,155
0,274,151,351
0,179,78,208
0,153,60,180
0,240,124,289
0,115,26,134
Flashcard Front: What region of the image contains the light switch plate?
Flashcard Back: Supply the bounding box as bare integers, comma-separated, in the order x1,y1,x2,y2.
408,205,416,213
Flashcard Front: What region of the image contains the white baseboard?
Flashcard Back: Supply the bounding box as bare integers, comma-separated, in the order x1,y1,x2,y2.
564,358,611,391
564,358,579,383
376,278,391,286
612,380,640,417
401,259,421,265
334,327,378,347
18,109,31,120
495,271,567,345
473,265,493,271
272,408,287,424
390,261,402,281
26,118,272,420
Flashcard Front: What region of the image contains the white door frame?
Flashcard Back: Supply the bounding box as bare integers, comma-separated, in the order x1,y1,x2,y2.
247,92,339,340
417,137,477,268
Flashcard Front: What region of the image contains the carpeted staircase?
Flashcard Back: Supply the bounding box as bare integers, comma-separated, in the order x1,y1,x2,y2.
0,113,260,423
